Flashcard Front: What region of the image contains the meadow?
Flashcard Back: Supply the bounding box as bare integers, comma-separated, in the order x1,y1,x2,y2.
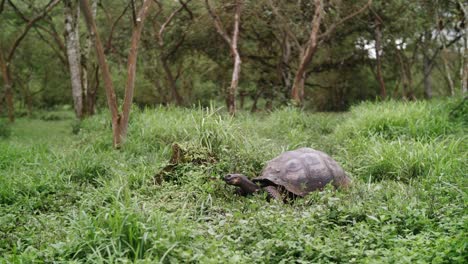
0,99,466,263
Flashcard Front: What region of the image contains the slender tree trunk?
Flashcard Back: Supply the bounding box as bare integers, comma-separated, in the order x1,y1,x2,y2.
374,16,386,99
226,1,243,115
4,81,13,121
279,34,292,91
459,0,468,94
82,0,97,116
291,0,323,105
64,0,84,119
462,27,468,94
291,59,307,103
250,92,260,113
81,0,120,144
422,30,434,99
17,77,33,116
441,51,455,96
161,57,183,105
228,51,241,115
205,0,243,115
423,52,433,99
86,64,99,115
0,52,14,122
80,0,152,148
437,28,455,96
119,0,152,140
279,32,292,99
405,60,414,100
239,91,246,109
463,41,468,95
395,48,414,100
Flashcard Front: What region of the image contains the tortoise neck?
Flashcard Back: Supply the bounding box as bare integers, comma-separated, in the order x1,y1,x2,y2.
239,178,260,195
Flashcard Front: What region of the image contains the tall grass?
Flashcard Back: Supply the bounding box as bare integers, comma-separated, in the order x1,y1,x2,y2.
0,99,466,262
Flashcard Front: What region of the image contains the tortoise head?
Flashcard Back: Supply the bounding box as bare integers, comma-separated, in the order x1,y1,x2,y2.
223,173,248,186
224,174,260,195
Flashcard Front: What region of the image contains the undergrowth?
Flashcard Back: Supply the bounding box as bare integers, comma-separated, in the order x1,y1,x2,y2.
0,99,466,263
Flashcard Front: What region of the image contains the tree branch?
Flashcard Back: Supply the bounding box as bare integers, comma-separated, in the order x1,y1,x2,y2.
205,0,232,45
319,0,372,41
7,0,61,62
178,0,193,19
33,27,67,66
158,0,192,46
267,0,301,50
7,0,28,21
105,2,131,53
121,0,153,129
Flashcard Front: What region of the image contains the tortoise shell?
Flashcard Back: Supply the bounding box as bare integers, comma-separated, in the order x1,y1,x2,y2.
252,148,350,197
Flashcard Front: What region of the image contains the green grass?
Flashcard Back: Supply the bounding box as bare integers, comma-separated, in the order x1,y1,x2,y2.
0,99,466,263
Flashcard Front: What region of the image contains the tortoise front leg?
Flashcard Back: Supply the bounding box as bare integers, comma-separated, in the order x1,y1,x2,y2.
264,186,283,202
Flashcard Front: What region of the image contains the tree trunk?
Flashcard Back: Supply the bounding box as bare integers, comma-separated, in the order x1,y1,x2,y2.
463,42,468,95
119,0,152,140
228,51,241,115
161,57,183,105
239,91,246,109
80,0,121,147
226,1,243,115
374,16,386,99
250,92,260,113
0,52,14,122
80,0,152,147
423,52,433,99
278,32,292,100
290,0,323,105
395,47,414,100
205,0,243,115
64,0,84,119
291,61,307,104
462,26,468,95
86,64,99,115
82,0,97,116
17,77,33,116
441,51,455,96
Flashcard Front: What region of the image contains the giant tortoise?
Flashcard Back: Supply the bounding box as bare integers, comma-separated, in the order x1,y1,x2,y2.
224,148,351,202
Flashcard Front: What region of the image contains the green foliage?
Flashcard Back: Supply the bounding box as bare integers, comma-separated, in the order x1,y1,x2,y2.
334,100,467,183
449,97,468,125
335,100,463,141
0,100,466,262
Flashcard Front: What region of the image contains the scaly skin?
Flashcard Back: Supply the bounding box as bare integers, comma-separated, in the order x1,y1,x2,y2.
263,186,283,202
224,173,284,202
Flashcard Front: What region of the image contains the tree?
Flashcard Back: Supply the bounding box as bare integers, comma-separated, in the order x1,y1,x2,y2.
0,0,60,122
458,0,467,94
152,0,193,106
269,0,372,105
79,0,152,148
205,0,243,115
371,10,386,99
64,0,98,119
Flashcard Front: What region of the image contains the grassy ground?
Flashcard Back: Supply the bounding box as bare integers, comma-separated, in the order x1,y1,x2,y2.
0,99,466,263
